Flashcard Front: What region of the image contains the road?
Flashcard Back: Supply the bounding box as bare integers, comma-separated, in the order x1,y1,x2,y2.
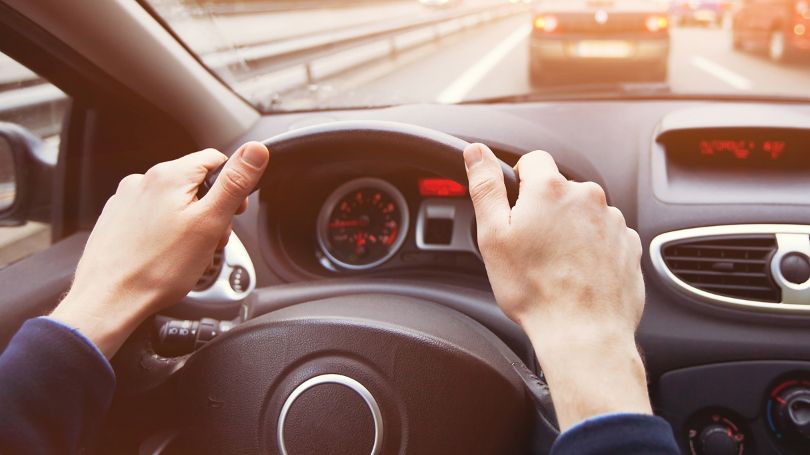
281,17,810,109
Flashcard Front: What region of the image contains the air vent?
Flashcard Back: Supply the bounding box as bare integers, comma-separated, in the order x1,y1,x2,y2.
194,249,224,291
661,235,780,303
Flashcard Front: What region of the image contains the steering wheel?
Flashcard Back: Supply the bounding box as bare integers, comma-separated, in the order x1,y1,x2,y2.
110,121,559,454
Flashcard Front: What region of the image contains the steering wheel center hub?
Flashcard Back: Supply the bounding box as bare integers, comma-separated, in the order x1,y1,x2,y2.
277,374,382,455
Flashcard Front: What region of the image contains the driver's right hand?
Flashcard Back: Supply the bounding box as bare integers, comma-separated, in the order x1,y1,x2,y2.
463,142,651,431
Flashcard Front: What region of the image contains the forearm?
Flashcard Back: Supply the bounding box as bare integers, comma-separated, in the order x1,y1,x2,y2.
521,315,652,431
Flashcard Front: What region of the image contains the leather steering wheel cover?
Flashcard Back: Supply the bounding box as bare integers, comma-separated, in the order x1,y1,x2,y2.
123,296,538,454
202,120,519,205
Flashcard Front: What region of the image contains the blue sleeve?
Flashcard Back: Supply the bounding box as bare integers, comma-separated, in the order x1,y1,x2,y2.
0,317,116,454
551,413,680,455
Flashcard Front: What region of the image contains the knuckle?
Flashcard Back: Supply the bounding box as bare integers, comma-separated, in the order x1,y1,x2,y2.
145,162,172,181
219,166,251,198
517,150,552,171
469,174,502,205
527,149,553,162
581,181,607,206
116,174,142,193
543,175,568,197
608,206,626,225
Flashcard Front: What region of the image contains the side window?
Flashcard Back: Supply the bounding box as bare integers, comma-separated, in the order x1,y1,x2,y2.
0,51,69,269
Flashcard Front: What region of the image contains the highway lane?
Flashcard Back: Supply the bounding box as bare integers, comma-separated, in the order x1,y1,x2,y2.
160,0,507,53
305,16,810,108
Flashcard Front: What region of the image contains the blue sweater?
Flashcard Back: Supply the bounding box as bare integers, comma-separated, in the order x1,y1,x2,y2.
0,318,680,454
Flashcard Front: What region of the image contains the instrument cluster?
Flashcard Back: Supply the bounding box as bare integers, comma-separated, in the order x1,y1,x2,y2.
314,175,481,274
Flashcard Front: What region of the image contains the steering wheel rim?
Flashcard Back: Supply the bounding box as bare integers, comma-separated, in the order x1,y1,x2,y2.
110,121,559,454
201,120,520,205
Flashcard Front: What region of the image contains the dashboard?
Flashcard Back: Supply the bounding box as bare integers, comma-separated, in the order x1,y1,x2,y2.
183,99,810,455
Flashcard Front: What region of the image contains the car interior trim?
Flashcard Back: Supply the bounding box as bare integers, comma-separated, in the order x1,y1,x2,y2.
415,198,481,257
771,233,810,305
277,373,383,455
185,232,256,304
650,224,810,313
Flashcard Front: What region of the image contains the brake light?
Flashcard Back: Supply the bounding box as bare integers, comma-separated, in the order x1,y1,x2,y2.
645,15,669,32
796,1,809,15
533,15,559,33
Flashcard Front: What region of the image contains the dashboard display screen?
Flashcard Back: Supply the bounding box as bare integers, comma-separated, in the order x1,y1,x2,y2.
661,128,810,171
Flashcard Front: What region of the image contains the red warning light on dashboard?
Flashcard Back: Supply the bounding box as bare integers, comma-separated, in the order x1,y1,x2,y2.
698,139,786,161
419,178,466,197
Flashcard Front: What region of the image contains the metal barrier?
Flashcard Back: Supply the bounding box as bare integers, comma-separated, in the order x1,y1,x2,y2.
0,2,528,135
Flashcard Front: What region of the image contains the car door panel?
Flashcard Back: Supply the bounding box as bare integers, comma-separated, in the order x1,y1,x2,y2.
0,231,87,350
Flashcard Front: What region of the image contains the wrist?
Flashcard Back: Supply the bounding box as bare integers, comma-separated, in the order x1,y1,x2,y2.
520,315,652,431
50,284,156,359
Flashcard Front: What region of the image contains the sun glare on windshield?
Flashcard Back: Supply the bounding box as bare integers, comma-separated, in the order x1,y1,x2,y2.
145,0,810,111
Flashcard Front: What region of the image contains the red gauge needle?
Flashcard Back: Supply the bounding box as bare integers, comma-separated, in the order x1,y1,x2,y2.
385,226,398,246
329,219,370,229
355,232,367,255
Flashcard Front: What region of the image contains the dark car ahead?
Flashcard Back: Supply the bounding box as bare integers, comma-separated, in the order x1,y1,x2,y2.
733,0,810,62
529,0,671,85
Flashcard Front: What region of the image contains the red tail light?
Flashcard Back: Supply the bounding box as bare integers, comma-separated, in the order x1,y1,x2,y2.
645,15,669,32
533,15,559,33
796,1,810,19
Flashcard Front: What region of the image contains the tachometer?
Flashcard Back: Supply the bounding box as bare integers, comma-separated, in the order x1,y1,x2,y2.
317,178,409,270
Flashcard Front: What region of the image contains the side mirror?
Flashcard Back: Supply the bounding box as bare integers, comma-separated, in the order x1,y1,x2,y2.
0,122,55,226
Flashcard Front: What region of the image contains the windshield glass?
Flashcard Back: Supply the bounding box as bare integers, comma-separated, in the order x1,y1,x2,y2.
145,0,810,111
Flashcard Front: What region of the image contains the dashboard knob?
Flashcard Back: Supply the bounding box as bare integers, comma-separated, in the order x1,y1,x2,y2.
771,385,810,442
697,423,741,455
780,253,810,284
787,394,810,438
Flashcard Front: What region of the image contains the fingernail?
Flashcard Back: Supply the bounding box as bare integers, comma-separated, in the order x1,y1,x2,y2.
240,142,269,168
464,144,484,168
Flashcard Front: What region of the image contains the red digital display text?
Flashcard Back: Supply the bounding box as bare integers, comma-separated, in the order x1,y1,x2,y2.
698,139,786,161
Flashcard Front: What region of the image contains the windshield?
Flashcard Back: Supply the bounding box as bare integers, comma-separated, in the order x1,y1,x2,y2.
145,0,810,111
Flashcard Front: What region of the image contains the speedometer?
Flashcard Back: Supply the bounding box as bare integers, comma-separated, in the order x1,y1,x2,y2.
317,178,409,270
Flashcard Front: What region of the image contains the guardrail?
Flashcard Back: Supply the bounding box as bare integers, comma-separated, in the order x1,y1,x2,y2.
186,0,405,16
0,2,529,135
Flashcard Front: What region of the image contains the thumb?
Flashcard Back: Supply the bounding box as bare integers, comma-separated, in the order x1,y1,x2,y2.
464,143,510,239
203,141,269,216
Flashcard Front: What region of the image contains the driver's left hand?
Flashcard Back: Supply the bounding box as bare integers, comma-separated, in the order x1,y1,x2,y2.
50,142,270,359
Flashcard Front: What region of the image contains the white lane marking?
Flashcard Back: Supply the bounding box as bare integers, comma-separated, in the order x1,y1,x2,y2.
437,24,532,104
691,56,753,90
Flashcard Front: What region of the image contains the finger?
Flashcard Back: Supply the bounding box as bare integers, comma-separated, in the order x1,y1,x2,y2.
202,142,270,217
235,197,249,215
464,143,511,238
153,149,228,186
514,150,566,194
